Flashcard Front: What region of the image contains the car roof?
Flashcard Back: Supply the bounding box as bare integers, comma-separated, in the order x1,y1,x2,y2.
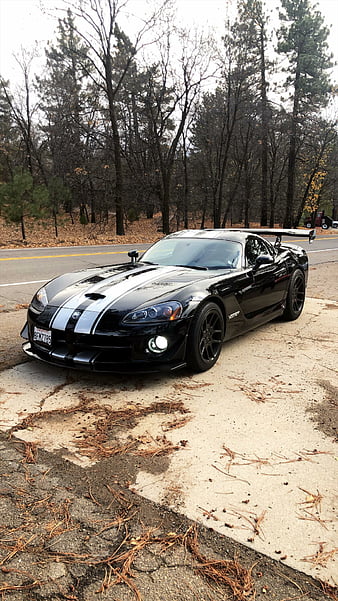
165,229,253,242
165,227,316,243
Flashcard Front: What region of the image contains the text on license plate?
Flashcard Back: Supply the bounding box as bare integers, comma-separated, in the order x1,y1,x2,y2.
33,327,52,346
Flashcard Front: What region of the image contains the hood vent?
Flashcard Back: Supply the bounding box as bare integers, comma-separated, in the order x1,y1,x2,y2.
85,292,106,301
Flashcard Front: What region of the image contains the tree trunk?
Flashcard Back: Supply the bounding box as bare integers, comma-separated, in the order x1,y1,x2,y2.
104,53,125,236
53,208,58,237
182,138,189,229
284,67,301,228
200,202,207,229
161,173,170,234
244,186,250,228
89,177,96,224
20,215,26,241
284,121,297,227
259,27,269,226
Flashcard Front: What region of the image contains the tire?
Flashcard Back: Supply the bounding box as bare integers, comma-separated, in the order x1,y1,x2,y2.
321,223,329,229
187,302,224,372
282,269,306,321
305,222,311,228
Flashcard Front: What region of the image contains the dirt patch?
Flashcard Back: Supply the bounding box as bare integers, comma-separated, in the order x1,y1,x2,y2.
308,380,338,442
307,263,338,302
0,308,29,372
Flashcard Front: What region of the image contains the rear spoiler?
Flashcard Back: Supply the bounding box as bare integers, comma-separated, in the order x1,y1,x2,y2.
228,228,316,244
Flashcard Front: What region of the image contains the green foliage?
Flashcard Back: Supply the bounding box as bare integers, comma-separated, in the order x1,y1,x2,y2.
48,176,72,212
126,206,140,222
0,170,49,223
79,213,88,225
277,0,333,109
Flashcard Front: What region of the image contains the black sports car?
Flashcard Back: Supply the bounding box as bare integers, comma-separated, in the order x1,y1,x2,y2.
21,228,315,373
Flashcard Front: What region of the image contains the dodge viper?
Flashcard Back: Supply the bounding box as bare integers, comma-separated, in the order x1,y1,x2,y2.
21,228,315,373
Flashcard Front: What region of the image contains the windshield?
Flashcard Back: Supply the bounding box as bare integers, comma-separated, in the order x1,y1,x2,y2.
141,238,242,270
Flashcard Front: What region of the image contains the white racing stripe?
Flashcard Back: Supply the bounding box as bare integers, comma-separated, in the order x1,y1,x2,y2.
50,266,177,334
75,266,178,334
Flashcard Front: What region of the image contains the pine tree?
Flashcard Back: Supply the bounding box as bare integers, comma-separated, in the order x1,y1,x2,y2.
237,0,271,225
277,0,333,227
37,10,91,214
0,170,49,240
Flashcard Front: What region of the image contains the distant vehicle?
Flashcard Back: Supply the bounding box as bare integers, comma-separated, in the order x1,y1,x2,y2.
304,211,338,229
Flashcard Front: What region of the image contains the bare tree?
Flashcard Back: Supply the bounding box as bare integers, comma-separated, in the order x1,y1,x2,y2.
144,25,213,234
58,0,169,235
0,47,45,181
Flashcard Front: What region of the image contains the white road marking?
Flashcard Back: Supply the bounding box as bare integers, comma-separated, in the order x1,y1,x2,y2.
307,247,338,253
0,279,48,287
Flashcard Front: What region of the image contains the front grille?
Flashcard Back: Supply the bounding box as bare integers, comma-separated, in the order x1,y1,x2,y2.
52,329,132,350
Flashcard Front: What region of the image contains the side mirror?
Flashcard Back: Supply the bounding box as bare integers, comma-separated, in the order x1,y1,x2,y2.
128,250,139,264
254,254,274,270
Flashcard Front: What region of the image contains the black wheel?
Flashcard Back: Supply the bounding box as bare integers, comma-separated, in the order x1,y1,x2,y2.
321,223,329,230
283,269,305,321
187,302,224,372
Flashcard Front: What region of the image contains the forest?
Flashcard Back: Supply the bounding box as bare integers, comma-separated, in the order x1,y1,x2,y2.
0,0,337,240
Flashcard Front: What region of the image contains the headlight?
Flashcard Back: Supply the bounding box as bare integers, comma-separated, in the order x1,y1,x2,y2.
123,301,182,324
31,286,48,313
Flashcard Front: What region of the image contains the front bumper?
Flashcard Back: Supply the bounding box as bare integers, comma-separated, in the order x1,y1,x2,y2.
21,319,189,373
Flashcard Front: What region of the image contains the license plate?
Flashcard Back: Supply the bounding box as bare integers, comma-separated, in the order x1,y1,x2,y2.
33,327,52,346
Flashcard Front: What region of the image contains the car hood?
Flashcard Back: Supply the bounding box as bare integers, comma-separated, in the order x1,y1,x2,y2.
45,262,228,313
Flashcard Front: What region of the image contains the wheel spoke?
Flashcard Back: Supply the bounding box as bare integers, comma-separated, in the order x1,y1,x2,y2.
198,311,223,361
292,276,305,312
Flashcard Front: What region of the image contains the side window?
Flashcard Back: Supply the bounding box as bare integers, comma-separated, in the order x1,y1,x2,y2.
245,237,271,267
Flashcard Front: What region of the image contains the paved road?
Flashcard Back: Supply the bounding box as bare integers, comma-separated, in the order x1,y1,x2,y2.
0,234,337,309
0,243,148,308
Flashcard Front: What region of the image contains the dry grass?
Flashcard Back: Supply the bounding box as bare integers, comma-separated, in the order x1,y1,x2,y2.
302,543,338,568
219,446,333,473
186,527,256,601
297,488,331,530
320,581,338,601
89,525,257,601
16,441,38,464
8,397,190,462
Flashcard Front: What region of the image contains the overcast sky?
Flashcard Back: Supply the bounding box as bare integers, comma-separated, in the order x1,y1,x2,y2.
0,0,337,85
